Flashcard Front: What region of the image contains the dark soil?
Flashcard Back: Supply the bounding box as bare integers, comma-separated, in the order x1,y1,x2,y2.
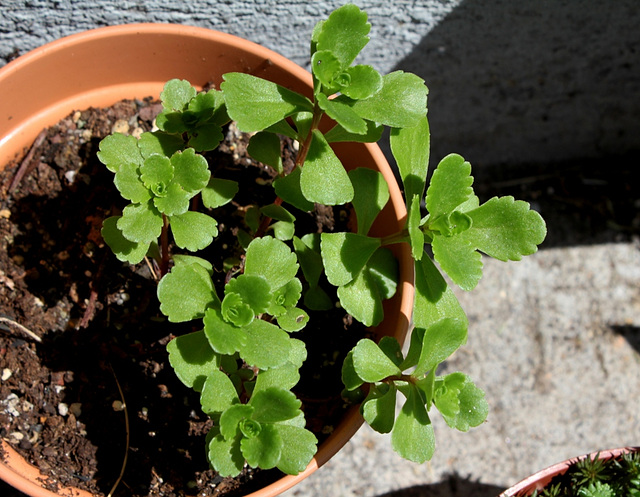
0,99,364,496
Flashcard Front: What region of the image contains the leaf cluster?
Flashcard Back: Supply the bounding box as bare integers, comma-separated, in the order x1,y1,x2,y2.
528,450,640,497
98,3,547,479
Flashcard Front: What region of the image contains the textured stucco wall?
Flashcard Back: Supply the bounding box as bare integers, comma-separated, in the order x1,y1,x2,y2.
1,0,639,167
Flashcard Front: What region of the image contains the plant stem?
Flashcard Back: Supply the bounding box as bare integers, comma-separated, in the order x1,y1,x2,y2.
159,214,170,277
380,229,410,246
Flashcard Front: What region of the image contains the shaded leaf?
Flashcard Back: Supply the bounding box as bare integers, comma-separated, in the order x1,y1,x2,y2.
390,115,430,201
167,330,220,392
391,385,435,463
202,177,239,209
317,93,367,134
250,388,301,423
274,424,317,475
138,131,184,160
273,168,315,212
348,168,390,235
320,232,380,286
241,424,282,470
101,216,149,264
362,382,397,434
113,162,150,203
341,65,383,100
207,431,244,477
324,120,384,144
248,132,283,174
431,234,483,291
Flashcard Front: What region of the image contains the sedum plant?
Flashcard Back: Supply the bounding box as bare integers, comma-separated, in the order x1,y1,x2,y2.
98,4,546,478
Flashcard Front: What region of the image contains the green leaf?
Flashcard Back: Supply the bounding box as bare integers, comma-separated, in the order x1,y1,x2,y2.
426,154,473,219
138,131,184,160
341,65,383,100
276,307,309,332
320,232,381,286
268,278,303,316
413,318,468,378
113,163,151,203
304,286,333,311
300,130,354,205
250,388,301,423
167,330,220,392
378,336,404,368
188,123,224,152
317,93,367,134
261,203,295,223
254,363,301,393
362,382,397,434
97,133,142,172
348,168,389,236
390,115,430,201
172,254,213,274
293,235,323,287
225,275,271,315
316,4,370,69
464,196,547,261
101,216,149,264
200,370,239,416
341,350,364,391
413,255,467,330
391,385,435,463
435,373,488,431
241,424,282,470
241,320,293,370
203,307,248,355
221,72,313,132
201,177,239,209
274,425,317,475
117,200,163,244
366,246,399,300
152,182,192,216
338,71,428,128
407,195,425,260
311,50,342,88
170,211,218,251
336,248,397,327
171,148,211,193
221,293,255,327
352,338,401,383
431,234,483,291
140,154,174,194
247,132,283,174
207,431,244,477
158,263,219,322
273,168,315,212
324,120,384,144
220,404,254,439
244,237,299,292
161,79,197,111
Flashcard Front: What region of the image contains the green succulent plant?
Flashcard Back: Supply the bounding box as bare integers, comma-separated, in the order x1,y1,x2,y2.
99,4,546,478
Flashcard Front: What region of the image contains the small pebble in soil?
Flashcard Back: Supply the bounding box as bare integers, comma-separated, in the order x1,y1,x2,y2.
1,368,12,381
58,402,69,416
112,400,125,411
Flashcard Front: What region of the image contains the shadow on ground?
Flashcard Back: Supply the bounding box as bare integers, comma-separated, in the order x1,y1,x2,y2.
382,0,640,250
376,473,505,497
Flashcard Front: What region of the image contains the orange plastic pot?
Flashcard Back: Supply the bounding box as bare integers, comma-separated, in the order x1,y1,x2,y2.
0,24,414,497
500,446,639,496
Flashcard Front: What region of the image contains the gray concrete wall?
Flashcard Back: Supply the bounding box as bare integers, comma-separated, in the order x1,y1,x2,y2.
1,0,639,167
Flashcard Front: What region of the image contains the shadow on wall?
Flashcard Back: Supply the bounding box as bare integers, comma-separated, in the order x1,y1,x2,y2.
375,473,505,497
390,0,640,248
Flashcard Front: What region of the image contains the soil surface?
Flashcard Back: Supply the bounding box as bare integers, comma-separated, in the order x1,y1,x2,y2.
0,99,363,496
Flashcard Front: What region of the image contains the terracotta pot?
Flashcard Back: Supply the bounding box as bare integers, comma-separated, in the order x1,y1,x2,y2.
500,446,639,496
0,24,414,497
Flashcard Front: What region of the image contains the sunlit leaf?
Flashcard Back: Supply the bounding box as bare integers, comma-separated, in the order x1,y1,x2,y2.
348,168,389,235
158,263,219,322
391,385,435,463
101,216,149,264
390,114,430,201
170,211,218,251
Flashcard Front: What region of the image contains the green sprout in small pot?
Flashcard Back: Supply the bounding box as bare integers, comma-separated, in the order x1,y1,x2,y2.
98,4,546,477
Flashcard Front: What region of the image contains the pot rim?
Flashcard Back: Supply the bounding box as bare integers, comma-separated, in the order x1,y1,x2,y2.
0,22,414,497
500,446,640,496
